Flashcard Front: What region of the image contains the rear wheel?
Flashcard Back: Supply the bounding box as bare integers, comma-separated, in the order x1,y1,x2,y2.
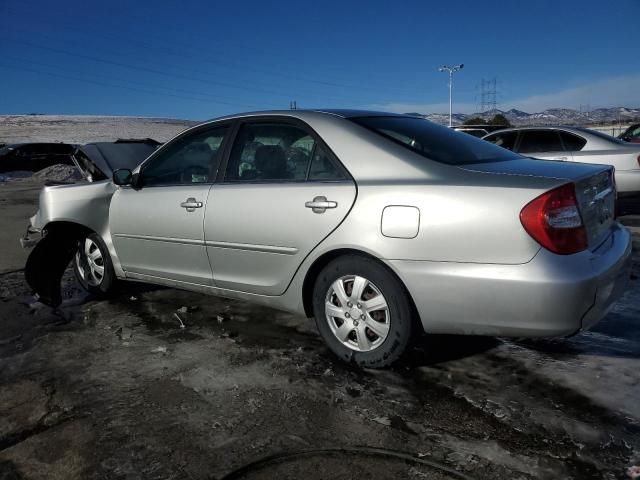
312,255,414,368
73,233,116,296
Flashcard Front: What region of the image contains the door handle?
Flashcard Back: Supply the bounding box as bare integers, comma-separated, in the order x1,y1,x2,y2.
180,197,203,212
305,196,337,213
551,156,568,161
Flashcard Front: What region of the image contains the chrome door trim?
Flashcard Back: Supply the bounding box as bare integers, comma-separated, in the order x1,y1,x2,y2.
204,240,298,255
113,233,205,246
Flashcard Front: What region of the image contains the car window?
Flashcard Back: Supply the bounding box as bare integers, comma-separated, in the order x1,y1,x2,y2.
517,130,563,153
225,123,314,182
484,131,518,151
559,131,587,151
460,129,488,138
140,126,228,187
308,144,344,181
350,116,518,166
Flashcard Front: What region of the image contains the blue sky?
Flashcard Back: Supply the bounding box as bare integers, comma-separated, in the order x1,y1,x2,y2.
0,0,638,120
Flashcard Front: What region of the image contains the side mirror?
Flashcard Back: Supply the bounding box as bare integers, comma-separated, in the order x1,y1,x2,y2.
113,169,133,186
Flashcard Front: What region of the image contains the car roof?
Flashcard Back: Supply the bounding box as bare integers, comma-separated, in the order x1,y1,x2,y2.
207,109,417,123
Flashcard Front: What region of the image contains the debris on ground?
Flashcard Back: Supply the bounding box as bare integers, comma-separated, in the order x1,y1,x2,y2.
115,326,132,340
129,295,138,301
217,314,227,324
173,312,186,329
372,416,392,426
177,306,188,314
628,466,640,479
150,346,167,354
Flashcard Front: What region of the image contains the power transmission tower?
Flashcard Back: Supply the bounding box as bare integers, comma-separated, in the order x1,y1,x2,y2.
289,100,297,110
479,77,498,116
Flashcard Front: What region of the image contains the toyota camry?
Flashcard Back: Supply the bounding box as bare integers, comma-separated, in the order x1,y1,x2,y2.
24,110,632,367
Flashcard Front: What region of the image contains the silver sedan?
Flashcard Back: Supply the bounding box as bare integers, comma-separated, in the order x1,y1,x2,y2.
25,110,632,367
483,126,640,198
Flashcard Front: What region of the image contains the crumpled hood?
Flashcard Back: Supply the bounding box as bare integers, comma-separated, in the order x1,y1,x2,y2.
74,142,158,181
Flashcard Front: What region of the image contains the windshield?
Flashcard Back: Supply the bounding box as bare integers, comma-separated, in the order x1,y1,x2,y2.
351,116,519,165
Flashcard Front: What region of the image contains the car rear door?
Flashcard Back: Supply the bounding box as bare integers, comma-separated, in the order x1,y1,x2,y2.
516,129,572,161
204,118,356,295
109,124,230,285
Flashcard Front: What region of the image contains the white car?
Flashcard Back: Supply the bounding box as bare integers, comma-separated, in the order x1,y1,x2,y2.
483,127,640,199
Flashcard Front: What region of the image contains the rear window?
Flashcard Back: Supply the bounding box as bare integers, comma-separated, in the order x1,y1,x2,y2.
485,131,518,151
517,130,563,153
559,131,587,151
350,116,518,165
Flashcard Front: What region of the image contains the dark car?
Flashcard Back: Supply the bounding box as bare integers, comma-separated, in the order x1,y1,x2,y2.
618,123,640,144
0,143,76,173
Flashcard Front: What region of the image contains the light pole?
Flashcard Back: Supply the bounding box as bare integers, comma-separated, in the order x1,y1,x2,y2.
438,64,464,127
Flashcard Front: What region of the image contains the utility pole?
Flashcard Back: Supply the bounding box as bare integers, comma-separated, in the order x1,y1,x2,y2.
438,64,464,127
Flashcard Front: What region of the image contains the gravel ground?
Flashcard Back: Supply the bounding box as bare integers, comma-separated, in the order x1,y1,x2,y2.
0,117,639,479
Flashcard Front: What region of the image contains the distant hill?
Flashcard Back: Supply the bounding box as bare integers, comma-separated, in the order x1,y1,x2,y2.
413,107,640,126
0,115,197,144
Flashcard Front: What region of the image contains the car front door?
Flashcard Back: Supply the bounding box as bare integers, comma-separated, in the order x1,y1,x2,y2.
515,129,572,161
109,124,229,285
204,119,356,295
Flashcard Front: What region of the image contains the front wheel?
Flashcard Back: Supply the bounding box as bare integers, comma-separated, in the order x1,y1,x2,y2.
73,232,116,296
312,255,414,368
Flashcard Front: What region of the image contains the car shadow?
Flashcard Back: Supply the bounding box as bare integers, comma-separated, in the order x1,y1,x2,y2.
396,334,501,368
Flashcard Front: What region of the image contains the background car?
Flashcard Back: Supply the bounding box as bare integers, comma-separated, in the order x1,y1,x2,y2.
24,111,631,368
453,124,507,138
0,142,76,173
618,123,640,144
483,126,640,199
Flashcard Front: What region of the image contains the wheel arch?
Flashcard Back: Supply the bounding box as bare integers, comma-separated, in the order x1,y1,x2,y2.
24,220,97,307
43,220,94,238
301,248,422,329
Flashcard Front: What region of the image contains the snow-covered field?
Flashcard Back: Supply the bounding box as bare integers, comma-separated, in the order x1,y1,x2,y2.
0,115,197,144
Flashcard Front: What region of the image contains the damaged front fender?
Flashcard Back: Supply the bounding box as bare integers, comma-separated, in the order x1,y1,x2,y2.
24,223,88,307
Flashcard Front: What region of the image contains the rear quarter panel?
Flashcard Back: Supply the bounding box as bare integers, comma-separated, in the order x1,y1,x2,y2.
316,178,553,265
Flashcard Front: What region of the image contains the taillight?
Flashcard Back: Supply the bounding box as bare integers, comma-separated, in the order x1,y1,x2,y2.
637,154,640,168
520,183,587,255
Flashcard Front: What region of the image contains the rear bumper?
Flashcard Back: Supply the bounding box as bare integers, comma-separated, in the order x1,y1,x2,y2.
389,223,633,337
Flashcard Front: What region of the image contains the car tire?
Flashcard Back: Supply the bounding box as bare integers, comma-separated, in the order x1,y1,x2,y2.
73,232,116,296
312,255,414,368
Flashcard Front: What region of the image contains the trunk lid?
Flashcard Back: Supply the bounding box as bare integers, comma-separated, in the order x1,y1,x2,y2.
462,157,616,250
